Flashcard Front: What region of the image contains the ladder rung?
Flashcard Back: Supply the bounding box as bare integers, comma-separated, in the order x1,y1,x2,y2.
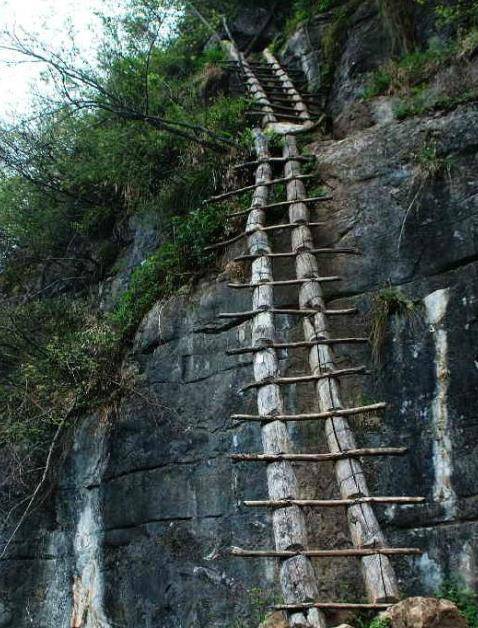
218,307,352,318
227,276,340,289
231,448,407,463
226,337,368,355
240,366,366,392
273,602,394,611
243,496,426,508
233,156,315,169
227,195,332,218
247,111,309,123
231,546,421,558
203,222,327,251
233,247,360,261
207,174,315,203
231,402,387,421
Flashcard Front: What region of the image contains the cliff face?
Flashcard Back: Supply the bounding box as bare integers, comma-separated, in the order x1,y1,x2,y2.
1,3,478,627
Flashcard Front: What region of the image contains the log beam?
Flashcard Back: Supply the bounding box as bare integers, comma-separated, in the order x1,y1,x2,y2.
231,448,407,463
231,402,387,421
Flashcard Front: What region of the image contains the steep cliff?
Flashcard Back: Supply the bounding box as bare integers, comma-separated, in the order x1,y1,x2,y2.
0,2,477,627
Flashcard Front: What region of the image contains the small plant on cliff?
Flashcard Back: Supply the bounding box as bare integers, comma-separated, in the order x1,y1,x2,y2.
438,578,478,627
370,287,421,364
398,137,454,247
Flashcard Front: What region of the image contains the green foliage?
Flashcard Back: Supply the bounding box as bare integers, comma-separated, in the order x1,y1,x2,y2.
0,298,119,460
228,587,276,627
416,0,478,30
439,578,478,627
363,42,454,99
112,202,227,335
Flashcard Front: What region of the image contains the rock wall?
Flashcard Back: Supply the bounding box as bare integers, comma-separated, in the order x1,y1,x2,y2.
1,3,478,626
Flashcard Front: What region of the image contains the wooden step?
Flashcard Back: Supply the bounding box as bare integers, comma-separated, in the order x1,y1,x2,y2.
217,307,352,322
227,194,332,218
231,402,387,422
207,174,315,203
240,366,367,392
203,222,327,251
273,602,394,611
233,247,359,261
231,448,407,463
226,337,368,356
233,155,315,169
227,276,341,289
243,496,426,508
231,546,421,558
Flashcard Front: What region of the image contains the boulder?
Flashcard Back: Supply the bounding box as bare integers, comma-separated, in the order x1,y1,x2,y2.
381,596,467,628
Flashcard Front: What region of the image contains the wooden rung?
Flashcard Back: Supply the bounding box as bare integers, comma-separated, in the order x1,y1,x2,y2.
273,602,393,611
226,337,368,356
243,496,426,508
240,366,366,391
218,307,350,318
227,276,341,289
230,546,420,558
266,103,305,113
231,401,387,421
227,195,332,218
207,174,315,203
231,447,407,463
247,111,309,122
233,156,315,169
203,222,327,251
233,247,360,261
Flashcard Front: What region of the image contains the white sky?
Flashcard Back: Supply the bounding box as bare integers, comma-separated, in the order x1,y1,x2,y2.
0,0,122,119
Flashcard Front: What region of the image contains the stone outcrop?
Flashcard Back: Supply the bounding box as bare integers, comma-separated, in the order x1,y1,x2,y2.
381,596,468,628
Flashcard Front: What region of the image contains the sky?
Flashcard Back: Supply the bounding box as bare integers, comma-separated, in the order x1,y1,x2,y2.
0,0,122,119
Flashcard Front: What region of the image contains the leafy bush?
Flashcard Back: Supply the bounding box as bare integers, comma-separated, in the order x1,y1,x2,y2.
112,202,228,335
439,578,478,627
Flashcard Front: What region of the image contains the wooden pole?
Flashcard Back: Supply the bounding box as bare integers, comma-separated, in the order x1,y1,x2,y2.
231,448,407,462
228,195,332,218
283,134,401,603
231,402,387,421
244,496,425,507
226,338,368,355
235,129,327,628
231,547,421,558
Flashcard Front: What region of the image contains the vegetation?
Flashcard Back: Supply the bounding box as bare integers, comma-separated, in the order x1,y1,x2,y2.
363,1,478,117
0,0,256,531
439,578,478,627
370,287,421,364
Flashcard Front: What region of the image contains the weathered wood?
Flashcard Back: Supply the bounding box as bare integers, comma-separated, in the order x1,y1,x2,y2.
203,221,327,251
263,49,311,122
244,496,425,507
226,338,368,356
283,133,401,603
240,366,367,392
218,307,357,319
274,602,393,611
248,110,303,122
227,276,340,289
225,44,276,126
231,402,387,421
231,547,421,558
233,247,359,261
233,127,326,628
231,448,407,462
233,155,315,169
207,174,314,203
228,195,331,218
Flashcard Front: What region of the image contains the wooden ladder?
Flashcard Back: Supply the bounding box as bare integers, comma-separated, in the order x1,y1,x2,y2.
208,45,423,627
